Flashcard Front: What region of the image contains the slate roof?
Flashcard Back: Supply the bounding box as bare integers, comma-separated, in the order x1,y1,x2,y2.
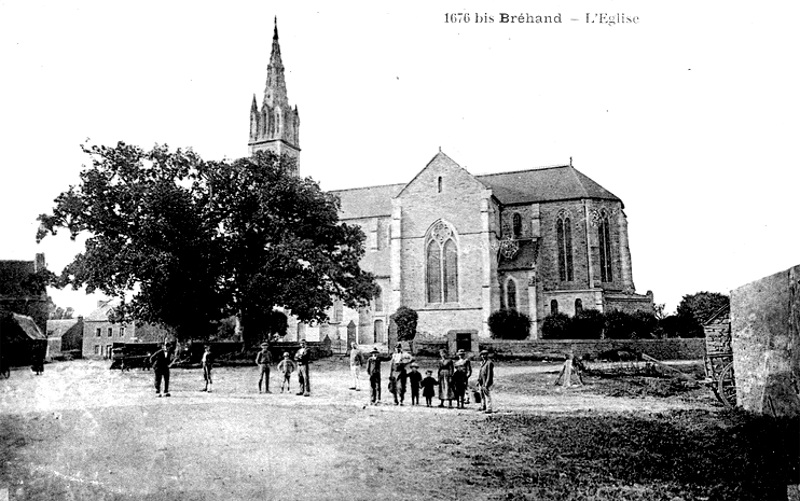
329,159,622,220
11,313,46,340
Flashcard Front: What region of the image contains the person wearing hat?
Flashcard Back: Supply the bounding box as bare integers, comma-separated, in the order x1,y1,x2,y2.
454,348,473,405
407,362,422,406
366,347,382,405
477,350,495,414
255,341,273,394
421,370,437,407
149,340,175,397
389,343,409,405
294,339,311,396
277,351,296,392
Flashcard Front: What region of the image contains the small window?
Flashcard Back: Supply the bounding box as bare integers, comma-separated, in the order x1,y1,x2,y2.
119,327,125,337
108,327,113,337
551,300,559,315
106,344,112,358
96,328,101,338
374,286,383,312
506,279,517,311
437,176,442,193
94,345,100,355
512,213,523,239
575,298,583,314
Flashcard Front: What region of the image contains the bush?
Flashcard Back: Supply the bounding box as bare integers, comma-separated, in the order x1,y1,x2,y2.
570,309,605,339
390,306,418,342
540,312,572,339
488,309,532,339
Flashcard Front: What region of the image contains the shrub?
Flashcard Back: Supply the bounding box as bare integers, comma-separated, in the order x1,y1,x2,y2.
390,306,418,342
540,312,572,339
570,309,605,339
488,309,532,339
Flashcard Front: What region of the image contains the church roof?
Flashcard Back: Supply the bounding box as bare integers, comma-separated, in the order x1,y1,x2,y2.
332,183,404,220
475,165,622,206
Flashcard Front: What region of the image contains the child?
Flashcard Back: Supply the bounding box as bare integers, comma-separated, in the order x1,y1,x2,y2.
421,370,437,407
277,352,296,393
452,364,468,408
366,347,382,405
201,345,213,393
407,363,422,406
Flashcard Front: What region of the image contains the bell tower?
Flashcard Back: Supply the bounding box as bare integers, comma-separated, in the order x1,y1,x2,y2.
248,18,301,174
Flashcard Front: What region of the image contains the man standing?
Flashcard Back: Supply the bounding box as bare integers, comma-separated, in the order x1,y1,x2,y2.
150,341,174,397
366,347,382,405
349,342,363,391
255,342,273,393
294,339,311,396
477,349,494,414
389,343,409,405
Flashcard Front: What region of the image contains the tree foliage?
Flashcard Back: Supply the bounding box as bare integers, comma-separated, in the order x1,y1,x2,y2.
488,309,532,339
37,143,377,346
676,292,730,337
390,306,419,342
541,309,660,340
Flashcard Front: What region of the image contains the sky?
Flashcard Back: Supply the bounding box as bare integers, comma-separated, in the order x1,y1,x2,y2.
1,0,798,317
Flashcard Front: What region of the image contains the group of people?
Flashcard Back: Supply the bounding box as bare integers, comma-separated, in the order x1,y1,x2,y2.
350,342,495,414
147,339,495,414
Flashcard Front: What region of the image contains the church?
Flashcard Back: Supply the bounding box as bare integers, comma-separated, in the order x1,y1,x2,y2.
249,22,653,344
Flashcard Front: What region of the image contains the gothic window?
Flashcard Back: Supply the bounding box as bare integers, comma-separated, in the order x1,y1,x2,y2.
512,213,523,239
426,221,459,304
575,298,583,314
551,300,559,315
556,212,574,281
437,176,443,193
598,210,613,282
374,286,383,312
506,278,517,310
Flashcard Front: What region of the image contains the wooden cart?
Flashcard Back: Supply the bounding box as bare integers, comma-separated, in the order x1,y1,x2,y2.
703,352,736,408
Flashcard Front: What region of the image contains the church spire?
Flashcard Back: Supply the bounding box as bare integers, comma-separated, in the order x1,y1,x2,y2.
248,17,301,173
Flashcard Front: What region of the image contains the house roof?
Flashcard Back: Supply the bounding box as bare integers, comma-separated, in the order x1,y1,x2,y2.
46,318,82,338
329,158,622,220
12,313,46,340
84,300,116,322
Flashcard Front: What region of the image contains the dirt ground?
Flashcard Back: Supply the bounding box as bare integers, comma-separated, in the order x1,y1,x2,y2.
0,358,796,500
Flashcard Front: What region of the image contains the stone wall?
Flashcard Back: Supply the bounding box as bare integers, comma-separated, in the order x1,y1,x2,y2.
731,265,800,417
704,307,731,354
413,338,705,361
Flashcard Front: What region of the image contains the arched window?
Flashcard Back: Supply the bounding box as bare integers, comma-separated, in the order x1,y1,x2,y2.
551,300,559,315
598,210,613,282
575,298,583,314
333,300,343,323
374,319,384,343
512,213,523,238
426,221,459,303
437,176,443,193
374,286,383,312
556,211,574,281
296,322,306,340
506,278,517,310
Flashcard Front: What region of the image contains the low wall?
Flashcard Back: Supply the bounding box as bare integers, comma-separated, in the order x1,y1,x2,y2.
414,338,704,361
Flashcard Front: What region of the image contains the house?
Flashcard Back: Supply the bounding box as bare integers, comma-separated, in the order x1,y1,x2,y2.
82,300,168,359
46,317,84,360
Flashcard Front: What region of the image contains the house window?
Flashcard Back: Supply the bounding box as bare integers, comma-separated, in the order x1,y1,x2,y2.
374,319,384,343
551,300,559,315
374,286,383,312
119,327,125,337
94,345,100,355
556,212,574,281
598,210,613,282
108,327,113,337
426,221,458,304
512,213,523,239
505,278,517,310
106,344,112,358
575,298,583,314
96,328,101,337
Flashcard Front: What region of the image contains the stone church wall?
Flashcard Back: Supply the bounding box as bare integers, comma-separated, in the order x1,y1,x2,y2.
538,201,591,292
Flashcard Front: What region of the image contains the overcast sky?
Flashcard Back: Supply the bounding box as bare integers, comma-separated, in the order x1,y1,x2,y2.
1,1,798,317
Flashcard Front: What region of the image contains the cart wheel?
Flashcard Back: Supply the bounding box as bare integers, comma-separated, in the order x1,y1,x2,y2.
716,362,737,408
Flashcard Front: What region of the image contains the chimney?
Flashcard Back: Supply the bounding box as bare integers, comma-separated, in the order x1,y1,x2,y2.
34,253,46,273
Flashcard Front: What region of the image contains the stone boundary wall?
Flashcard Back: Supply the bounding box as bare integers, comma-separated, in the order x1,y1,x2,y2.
414,338,705,361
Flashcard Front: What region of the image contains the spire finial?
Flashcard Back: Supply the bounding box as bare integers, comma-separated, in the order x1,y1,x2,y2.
273,16,278,40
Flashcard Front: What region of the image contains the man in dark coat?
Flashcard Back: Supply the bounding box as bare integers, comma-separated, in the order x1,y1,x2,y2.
294,339,311,396
150,341,174,397
366,347,382,405
477,350,495,414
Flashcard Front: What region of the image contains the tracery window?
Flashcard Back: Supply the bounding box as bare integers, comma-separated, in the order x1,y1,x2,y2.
426,221,459,304
597,210,613,282
556,211,574,281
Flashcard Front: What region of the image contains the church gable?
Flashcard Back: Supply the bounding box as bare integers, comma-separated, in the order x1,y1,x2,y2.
397,151,486,200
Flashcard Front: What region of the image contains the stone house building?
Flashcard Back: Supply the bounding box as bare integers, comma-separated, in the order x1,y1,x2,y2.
46,317,84,359
251,22,653,344
82,300,168,359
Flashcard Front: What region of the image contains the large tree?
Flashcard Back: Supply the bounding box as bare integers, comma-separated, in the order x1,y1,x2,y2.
676,291,730,337
202,152,378,346
38,144,377,346
37,143,226,341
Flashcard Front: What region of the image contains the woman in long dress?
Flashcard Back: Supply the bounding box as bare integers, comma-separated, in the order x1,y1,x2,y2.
437,349,454,408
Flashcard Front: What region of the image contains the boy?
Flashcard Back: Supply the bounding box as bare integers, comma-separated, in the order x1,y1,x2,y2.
255,342,273,393
201,345,213,393
421,370,437,407
366,347,382,405
277,352,296,392
407,363,422,406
